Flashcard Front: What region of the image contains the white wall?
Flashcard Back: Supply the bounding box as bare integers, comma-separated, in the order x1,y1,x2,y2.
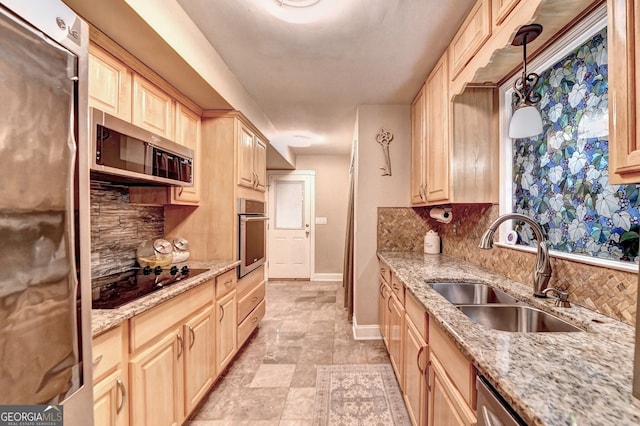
354,105,411,328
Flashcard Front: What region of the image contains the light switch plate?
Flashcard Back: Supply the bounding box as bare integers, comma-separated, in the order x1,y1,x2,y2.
315,217,328,225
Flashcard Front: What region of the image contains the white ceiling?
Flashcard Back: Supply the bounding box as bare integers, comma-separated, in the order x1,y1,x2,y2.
177,0,474,156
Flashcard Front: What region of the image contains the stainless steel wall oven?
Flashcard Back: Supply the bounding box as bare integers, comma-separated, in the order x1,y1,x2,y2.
238,198,267,278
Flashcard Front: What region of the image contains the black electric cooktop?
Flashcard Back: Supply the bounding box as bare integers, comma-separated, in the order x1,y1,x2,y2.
92,265,209,309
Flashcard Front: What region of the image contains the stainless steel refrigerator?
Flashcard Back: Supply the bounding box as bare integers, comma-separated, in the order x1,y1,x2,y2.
0,0,92,423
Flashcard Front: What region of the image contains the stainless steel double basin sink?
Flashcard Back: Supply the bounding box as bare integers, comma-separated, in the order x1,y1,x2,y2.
430,282,583,332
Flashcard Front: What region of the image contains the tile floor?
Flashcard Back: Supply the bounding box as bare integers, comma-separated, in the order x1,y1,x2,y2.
186,280,393,425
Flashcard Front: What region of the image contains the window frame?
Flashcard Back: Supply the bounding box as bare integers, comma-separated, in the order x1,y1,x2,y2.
497,5,637,273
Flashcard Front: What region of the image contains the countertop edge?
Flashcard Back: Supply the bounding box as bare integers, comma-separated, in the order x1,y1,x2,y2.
377,251,640,426
91,260,240,336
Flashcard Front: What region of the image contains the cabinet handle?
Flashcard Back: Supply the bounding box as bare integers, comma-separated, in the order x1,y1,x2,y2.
387,296,392,312
225,279,233,286
251,296,259,303
251,316,259,324
92,354,103,369
379,282,384,296
189,325,195,349
417,346,425,375
220,305,225,321
116,379,126,414
177,334,184,358
426,360,432,392
178,187,184,196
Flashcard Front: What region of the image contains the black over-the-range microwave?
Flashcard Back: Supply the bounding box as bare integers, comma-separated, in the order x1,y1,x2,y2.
90,107,194,186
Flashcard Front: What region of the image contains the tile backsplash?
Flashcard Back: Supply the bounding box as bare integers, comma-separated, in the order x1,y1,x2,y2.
90,181,164,278
378,205,638,326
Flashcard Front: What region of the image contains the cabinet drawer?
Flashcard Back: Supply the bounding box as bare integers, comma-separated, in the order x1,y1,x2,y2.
237,265,264,298
379,261,391,285
130,282,214,352
238,299,265,346
216,269,237,299
390,274,405,306
405,291,427,341
93,325,123,382
429,319,476,406
237,280,265,324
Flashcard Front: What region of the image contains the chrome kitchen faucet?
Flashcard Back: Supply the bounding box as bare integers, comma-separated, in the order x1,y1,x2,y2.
478,213,552,297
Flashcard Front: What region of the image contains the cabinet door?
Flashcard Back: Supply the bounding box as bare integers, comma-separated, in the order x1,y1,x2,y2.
216,290,238,374
492,0,521,27
404,318,428,426
254,138,267,192
388,294,405,389
378,279,390,349
184,306,214,416
608,0,640,184
425,53,450,203
129,330,183,426
94,370,127,426
132,74,174,139
428,355,476,426
237,123,255,189
449,0,491,80
411,85,427,205
173,104,201,204
88,46,132,121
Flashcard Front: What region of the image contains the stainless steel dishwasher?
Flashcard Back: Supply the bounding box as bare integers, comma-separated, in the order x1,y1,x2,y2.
477,376,528,426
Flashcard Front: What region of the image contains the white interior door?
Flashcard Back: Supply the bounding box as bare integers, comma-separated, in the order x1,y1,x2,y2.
268,173,312,279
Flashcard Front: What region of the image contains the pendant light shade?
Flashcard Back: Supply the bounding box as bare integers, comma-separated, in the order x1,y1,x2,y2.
508,105,544,138
509,24,544,139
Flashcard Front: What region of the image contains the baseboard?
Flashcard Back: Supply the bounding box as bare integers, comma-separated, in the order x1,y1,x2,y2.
311,273,343,281
351,315,382,340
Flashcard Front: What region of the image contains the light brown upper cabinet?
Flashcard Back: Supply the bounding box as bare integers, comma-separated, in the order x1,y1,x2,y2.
449,0,491,81
88,45,132,122
608,0,640,184
173,103,202,204
238,122,267,192
425,53,450,204
132,74,175,140
410,85,427,205
492,0,521,28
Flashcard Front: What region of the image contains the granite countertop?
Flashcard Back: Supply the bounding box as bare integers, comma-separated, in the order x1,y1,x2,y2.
91,260,239,336
377,251,640,426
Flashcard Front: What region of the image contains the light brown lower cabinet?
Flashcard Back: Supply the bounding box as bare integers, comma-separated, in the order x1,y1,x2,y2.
403,317,428,426
428,355,476,426
215,289,237,374
183,306,215,415
93,369,127,426
129,328,184,426
388,292,405,386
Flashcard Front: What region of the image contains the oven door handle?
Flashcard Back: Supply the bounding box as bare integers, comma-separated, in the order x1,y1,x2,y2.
240,216,269,222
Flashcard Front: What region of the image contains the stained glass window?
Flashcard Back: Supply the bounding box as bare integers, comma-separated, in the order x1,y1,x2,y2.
512,27,640,263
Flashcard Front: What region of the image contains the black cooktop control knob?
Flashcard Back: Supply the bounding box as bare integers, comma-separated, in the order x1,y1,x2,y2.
170,265,179,276
153,266,163,275
180,266,190,275
142,266,152,275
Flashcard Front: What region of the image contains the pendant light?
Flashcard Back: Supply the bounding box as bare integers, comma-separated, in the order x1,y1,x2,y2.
508,24,544,139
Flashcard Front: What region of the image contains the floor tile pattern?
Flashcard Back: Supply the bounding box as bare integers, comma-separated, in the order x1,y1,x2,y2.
187,281,396,425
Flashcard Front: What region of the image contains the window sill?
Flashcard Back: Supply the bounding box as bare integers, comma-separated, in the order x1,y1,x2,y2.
494,242,639,274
